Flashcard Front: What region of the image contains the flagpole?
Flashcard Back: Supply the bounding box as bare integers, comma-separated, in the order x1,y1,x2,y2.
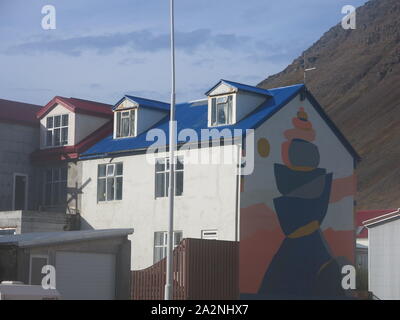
165,0,176,301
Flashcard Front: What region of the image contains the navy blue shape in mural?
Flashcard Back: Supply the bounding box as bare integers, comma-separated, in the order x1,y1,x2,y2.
257,109,345,299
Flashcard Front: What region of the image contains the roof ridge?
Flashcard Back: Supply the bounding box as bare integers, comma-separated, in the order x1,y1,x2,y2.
125,94,169,105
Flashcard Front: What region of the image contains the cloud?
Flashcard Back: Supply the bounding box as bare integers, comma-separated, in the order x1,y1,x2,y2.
4,28,254,57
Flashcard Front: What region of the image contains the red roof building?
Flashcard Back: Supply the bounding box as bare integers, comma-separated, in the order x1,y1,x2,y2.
0,98,42,126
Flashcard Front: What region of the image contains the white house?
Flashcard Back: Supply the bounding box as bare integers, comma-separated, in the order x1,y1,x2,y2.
79,80,359,298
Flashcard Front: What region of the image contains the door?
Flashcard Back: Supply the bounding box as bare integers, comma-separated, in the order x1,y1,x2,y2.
55,252,116,300
13,174,28,210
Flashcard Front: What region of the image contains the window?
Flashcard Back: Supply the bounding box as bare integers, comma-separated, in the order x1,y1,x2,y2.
115,109,136,138
155,157,184,198
29,255,49,285
97,163,123,202
211,95,233,126
46,114,69,147
44,167,67,206
201,230,219,240
154,231,183,264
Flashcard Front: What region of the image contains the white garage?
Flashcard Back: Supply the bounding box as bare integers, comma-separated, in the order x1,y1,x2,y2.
0,229,133,300
56,252,116,300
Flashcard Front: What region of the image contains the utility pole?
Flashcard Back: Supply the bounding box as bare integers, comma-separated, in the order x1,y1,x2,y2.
165,0,176,301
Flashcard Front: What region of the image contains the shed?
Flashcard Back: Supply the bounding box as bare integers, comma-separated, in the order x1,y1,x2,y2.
0,229,133,300
364,209,400,300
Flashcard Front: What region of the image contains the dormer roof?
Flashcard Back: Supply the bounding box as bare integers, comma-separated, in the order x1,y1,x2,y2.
205,79,272,97
114,95,170,112
37,96,113,119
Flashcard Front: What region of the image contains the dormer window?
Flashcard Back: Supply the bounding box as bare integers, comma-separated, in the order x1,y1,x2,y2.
210,95,233,126
115,109,136,138
46,114,69,147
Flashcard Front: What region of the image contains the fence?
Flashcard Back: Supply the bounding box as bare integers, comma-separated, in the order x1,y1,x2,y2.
131,238,239,300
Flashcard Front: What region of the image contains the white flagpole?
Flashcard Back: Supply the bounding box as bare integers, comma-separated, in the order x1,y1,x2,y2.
165,0,176,301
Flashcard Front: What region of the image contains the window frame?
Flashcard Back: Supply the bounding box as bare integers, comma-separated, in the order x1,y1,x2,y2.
97,163,123,202
155,156,184,199
45,114,69,147
210,94,234,127
43,167,68,207
29,254,49,285
114,108,137,139
153,231,183,264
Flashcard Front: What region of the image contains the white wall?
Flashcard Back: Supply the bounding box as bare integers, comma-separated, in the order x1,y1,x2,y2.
74,113,109,144
241,93,354,233
80,145,239,270
369,219,400,300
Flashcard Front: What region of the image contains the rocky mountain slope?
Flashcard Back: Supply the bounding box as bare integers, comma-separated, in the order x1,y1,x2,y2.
258,0,400,210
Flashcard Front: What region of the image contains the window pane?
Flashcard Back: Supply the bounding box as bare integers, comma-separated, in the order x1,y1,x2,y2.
116,112,122,138
46,117,53,129
174,232,183,247
116,177,123,200
59,181,67,205
62,114,69,126
130,110,136,136
211,98,217,125
98,165,106,178
97,179,106,202
217,103,227,125
46,130,53,147
106,164,115,177
106,178,115,201
155,160,164,173
175,171,184,196
61,127,68,145
121,118,130,137
154,247,163,264
45,184,52,205
227,96,233,124
61,167,68,181
54,115,61,128
155,173,165,198
154,232,164,246
176,157,184,171
45,169,52,182
53,168,60,181
54,128,61,146
53,182,60,205
116,163,123,176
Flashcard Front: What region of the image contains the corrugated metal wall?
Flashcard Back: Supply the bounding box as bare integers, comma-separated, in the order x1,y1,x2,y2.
131,238,239,300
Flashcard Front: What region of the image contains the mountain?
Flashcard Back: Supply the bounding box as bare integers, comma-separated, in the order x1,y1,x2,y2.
258,0,400,210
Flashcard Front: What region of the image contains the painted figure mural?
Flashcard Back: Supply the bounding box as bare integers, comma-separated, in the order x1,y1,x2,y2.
258,108,344,297
240,106,356,299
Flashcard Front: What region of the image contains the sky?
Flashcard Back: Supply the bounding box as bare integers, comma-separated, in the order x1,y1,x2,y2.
0,0,367,106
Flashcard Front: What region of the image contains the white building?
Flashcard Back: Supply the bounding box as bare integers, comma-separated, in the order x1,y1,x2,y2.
364,209,400,300
79,80,359,298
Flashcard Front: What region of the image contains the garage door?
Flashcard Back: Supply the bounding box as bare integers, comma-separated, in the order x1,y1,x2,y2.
55,252,116,300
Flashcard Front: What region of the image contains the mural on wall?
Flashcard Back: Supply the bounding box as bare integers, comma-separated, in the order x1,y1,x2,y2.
240,107,356,298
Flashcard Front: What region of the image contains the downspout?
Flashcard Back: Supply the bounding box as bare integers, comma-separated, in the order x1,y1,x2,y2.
235,142,242,242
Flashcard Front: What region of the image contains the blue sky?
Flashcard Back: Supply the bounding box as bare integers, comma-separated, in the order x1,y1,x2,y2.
0,0,366,105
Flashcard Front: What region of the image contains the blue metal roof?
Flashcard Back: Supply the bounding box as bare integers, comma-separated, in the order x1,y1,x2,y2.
82,84,303,158
81,82,360,162
113,95,170,112
205,79,272,97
